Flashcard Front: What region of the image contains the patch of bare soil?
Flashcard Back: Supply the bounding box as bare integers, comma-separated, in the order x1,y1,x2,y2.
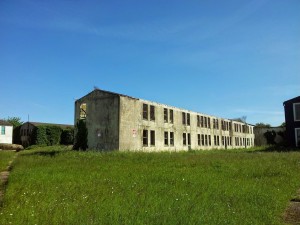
284,190,300,225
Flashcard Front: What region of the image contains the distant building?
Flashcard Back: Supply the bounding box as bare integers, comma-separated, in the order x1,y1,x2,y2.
74,89,255,151
20,122,73,147
283,96,300,147
0,120,13,144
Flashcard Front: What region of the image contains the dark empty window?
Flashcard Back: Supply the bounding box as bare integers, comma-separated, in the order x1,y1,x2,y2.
143,130,148,146
198,134,201,146
209,135,211,146
170,110,174,124
150,105,155,121
164,108,168,123
200,116,204,127
197,115,200,127
150,130,155,146
183,133,187,146
188,133,191,145
143,104,148,120
182,112,186,125
164,131,169,146
204,117,207,128
208,118,211,128
187,113,190,126
201,134,205,146
170,132,174,146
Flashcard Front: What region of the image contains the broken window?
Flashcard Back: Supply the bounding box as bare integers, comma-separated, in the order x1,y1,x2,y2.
170,110,174,124
197,116,200,127
170,132,174,146
187,113,190,126
164,131,169,146
208,118,211,129
150,105,155,121
182,112,186,125
164,108,168,123
198,134,201,146
209,135,211,146
150,130,155,146
201,134,205,146
188,133,191,146
143,130,148,146
143,104,148,120
205,135,208,146
80,103,87,119
183,133,187,146
200,116,204,127
204,117,207,128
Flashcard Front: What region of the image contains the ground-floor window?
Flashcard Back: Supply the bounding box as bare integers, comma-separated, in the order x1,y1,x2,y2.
1,126,5,135
150,130,155,146
170,132,174,146
143,130,148,146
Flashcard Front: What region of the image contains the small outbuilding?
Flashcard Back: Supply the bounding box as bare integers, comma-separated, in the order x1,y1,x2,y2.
0,120,13,144
283,96,300,147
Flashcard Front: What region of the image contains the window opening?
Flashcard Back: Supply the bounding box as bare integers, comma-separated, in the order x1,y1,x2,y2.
80,103,87,119
143,104,148,120
150,105,155,121
164,131,169,146
150,130,155,146
164,108,168,123
143,130,148,146
170,132,174,146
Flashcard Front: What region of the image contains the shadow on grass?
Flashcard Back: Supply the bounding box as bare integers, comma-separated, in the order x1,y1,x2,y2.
253,145,300,153
21,150,62,157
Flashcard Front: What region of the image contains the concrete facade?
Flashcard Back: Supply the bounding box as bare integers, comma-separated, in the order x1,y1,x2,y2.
0,120,13,144
75,89,255,151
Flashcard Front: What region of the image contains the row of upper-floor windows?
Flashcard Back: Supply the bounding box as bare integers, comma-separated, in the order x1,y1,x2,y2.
142,104,253,133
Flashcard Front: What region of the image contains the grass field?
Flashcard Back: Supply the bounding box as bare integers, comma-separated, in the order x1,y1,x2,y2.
0,146,300,224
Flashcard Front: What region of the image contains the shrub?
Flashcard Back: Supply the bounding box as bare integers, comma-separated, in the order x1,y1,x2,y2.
46,126,62,146
31,126,63,146
73,120,88,150
60,128,74,145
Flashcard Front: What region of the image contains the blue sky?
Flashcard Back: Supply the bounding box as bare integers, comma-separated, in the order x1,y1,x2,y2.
0,0,299,126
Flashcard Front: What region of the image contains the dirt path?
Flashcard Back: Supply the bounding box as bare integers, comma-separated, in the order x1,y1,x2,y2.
284,189,300,224
0,155,17,206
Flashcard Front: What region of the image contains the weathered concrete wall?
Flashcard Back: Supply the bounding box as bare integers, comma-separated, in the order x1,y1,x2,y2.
254,127,285,146
0,126,13,144
75,91,119,150
119,96,255,151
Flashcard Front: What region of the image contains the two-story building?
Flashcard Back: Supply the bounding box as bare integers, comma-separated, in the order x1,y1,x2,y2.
74,89,255,151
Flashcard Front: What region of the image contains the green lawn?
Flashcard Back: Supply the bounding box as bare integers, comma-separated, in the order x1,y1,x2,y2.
0,146,300,224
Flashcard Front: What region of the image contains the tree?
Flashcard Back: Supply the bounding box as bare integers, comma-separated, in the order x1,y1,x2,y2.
255,123,271,128
6,117,23,128
73,120,88,150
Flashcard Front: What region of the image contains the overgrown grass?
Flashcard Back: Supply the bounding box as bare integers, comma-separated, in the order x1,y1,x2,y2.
0,151,15,172
0,146,300,224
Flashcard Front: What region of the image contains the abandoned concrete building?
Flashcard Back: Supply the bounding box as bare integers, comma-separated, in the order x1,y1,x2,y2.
74,89,255,151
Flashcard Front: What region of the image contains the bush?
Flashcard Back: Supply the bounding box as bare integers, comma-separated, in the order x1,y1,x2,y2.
46,126,62,146
31,125,62,146
73,120,88,150
60,128,74,145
